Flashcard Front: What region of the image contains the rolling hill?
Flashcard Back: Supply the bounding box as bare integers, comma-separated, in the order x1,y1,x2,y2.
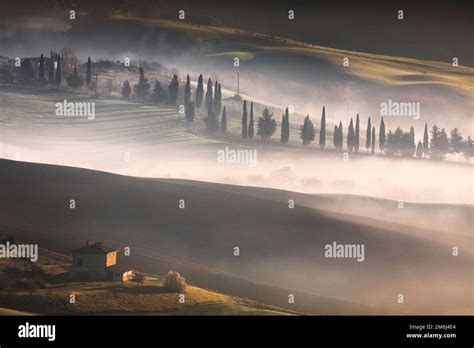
0,159,471,314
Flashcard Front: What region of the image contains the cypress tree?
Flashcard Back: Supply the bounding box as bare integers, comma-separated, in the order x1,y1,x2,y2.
213,80,218,109
86,57,92,86
319,106,326,149
168,74,179,105
195,74,204,108
121,80,131,98
184,74,191,105
134,67,150,99
214,83,222,115
205,78,213,111
354,114,360,152
371,126,376,154
54,54,62,87
38,54,45,82
423,122,429,156
248,102,254,139
281,107,290,144
366,117,371,152
347,118,355,152
379,117,386,153
242,100,248,139
221,106,227,133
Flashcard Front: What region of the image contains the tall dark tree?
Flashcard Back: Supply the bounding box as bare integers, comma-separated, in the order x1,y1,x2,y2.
205,78,213,111
416,141,423,158
379,117,386,153
54,55,62,87
184,74,191,105
242,100,248,139
85,57,92,86
48,52,55,84
221,106,227,133
185,101,195,122
347,118,355,152
281,107,290,144
38,54,45,83
365,117,371,152
121,80,131,98
134,67,150,99
195,74,204,108
151,80,168,103
168,74,179,105
319,106,326,149
248,102,254,139
338,121,343,151
423,122,429,156
257,107,277,140
214,83,222,115
213,80,218,111
449,128,463,153
66,65,84,90
300,115,315,145
354,114,360,152
280,114,286,143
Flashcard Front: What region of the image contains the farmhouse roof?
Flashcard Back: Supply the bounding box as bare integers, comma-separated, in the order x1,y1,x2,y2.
73,242,117,254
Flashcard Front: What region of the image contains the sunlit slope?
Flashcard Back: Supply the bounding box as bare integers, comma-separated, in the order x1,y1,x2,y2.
112,14,473,97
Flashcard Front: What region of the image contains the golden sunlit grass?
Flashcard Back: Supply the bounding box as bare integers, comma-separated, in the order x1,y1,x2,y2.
1,276,293,315
0,307,34,315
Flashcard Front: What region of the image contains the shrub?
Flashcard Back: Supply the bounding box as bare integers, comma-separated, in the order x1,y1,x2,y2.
164,271,187,293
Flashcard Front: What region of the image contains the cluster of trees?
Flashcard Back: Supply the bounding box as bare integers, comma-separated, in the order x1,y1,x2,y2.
15,51,95,91
9,52,473,163
240,101,276,140
236,100,472,162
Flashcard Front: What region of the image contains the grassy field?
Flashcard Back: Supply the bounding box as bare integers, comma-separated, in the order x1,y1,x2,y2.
1,159,472,314
0,278,293,315
0,253,294,316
